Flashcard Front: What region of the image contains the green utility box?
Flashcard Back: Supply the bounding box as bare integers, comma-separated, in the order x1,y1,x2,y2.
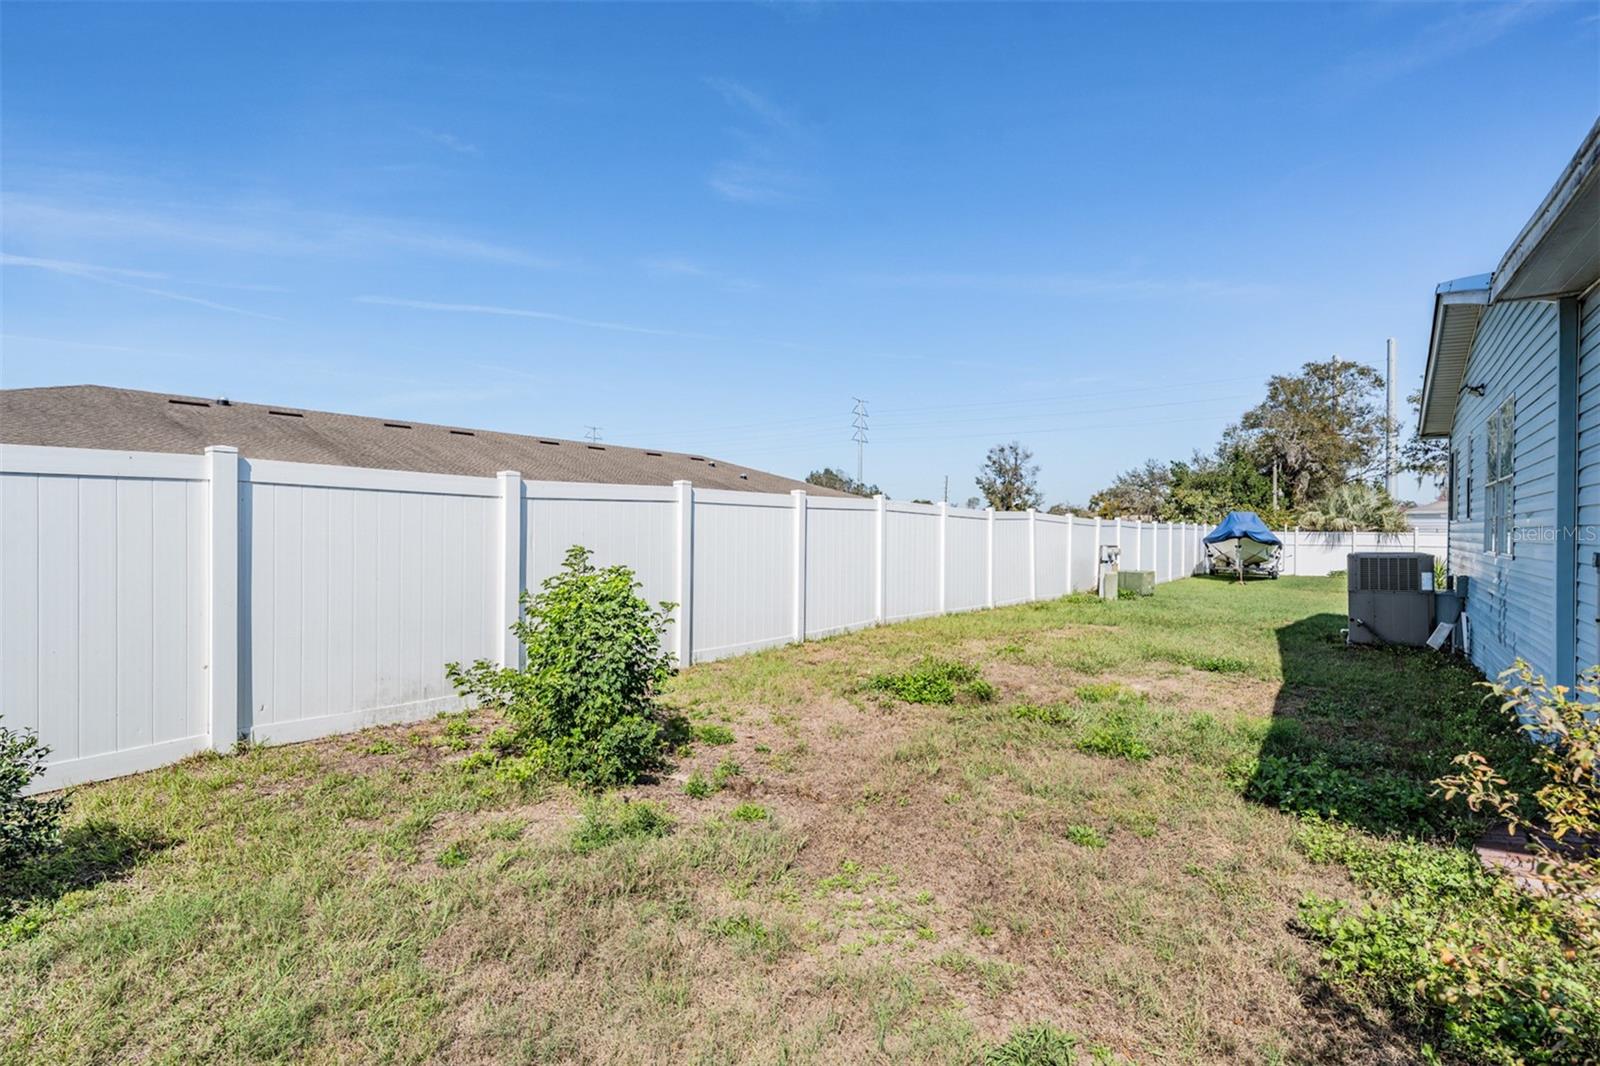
1117,570,1155,597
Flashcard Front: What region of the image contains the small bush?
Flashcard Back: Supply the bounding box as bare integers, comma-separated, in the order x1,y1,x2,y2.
985,1023,1080,1065
569,796,673,854
1064,824,1106,849
1296,819,1600,1066
1075,719,1152,762
447,546,676,790
729,803,769,822
871,659,991,705
1012,702,1075,725
693,723,735,746
0,726,65,872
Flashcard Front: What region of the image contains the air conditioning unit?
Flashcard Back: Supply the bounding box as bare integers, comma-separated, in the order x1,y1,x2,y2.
1347,552,1435,646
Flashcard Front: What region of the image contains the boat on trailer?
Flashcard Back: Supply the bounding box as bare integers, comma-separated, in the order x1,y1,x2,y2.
1203,511,1282,580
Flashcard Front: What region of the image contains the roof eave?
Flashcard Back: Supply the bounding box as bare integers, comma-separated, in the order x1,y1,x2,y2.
1492,116,1600,302
1419,276,1491,438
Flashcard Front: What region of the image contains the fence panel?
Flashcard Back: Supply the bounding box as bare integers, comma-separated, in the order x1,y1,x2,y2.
804,497,876,639
1070,517,1099,592
944,509,988,611
691,490,795,660
885,503,940,622
1035,515,1070,598
992,515,1030,605
242,463,500,744
2,451,209,789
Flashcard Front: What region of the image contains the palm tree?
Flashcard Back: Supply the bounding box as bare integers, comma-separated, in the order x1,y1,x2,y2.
1297,482,1408,533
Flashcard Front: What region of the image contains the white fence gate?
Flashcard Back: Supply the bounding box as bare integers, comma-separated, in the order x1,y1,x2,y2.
0,442,1436,791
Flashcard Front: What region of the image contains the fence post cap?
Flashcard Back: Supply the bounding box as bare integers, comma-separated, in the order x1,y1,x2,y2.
205,444,239,455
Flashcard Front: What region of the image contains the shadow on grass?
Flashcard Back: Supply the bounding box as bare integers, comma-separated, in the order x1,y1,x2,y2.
1239,610,1529,842
1,819,171,919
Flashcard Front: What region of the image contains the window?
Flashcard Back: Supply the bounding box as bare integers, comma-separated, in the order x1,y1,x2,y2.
1448,447,1458,521
1484,396,1514,555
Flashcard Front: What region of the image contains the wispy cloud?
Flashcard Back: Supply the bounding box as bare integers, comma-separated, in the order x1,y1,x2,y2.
851,271,1277,300
354,294,718,340
640,256,761,292
2,193,557,268
703,77,818,205
1333,1,1550,88
417,127,480,155
1,253,285,320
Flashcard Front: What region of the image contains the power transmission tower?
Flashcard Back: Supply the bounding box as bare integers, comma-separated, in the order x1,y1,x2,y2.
850,398,869,487
584,425,603,444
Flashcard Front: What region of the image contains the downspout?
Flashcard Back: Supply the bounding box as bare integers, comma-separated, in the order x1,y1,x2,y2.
1556,297,1578,687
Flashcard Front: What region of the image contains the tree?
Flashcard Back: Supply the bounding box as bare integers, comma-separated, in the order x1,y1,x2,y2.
1046,502,1086,517
1163,445,1289,526
1088,458,1171,518
1400,386,1449,491
1233,357,1389,510
975,442,1042,512
1297,482,1408,533
806,467,881,497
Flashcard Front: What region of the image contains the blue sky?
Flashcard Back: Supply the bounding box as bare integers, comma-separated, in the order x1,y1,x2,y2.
2,3,1596,505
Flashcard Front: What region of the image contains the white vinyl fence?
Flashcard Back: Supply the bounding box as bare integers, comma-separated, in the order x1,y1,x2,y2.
0,442,1435,791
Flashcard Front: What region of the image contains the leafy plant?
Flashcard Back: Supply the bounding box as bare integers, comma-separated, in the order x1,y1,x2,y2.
1012,702,1075,725
729,803,768,822
871,659,992,705
446,546,677,790
0,725,65,872
985,1023,1079,1065
693,723,735,746
1064,824,1106,849
1075,718,1152,762
569,796,673,854
683,771,713,799
1435,661,1600,948
1296,819,1600,1066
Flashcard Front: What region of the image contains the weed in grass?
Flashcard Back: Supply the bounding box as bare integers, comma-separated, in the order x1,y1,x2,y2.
437,841,469,868
485,819,524,841
569,796,673,853
1075,719,1153,761
985,1022,1080,1065
362,737,401,755
712,758,741,788
694,723,735,746
1074,682,1128,704
729,803,768,822
1064,824,1107,849
871,658,992,705
1012,702,1075,725
683,771,713,798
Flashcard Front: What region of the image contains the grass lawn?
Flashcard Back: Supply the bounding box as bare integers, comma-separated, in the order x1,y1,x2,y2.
0,575,1549,1064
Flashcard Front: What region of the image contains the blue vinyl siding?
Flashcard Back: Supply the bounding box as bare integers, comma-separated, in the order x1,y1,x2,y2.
1574,293,1600,676
1447,299,1560,682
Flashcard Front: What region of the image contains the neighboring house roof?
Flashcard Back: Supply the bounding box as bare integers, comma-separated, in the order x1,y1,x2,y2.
0,385,847,496
1420,117,1600,439
1405,495,1448,520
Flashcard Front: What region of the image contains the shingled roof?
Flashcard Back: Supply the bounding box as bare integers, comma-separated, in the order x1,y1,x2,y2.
0,385,844,496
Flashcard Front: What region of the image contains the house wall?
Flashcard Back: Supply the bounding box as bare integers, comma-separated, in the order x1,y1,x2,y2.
1574,291,1600,676
1446,299,1562,682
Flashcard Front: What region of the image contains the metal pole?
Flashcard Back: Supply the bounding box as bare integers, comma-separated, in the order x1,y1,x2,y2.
1386,337,1398,499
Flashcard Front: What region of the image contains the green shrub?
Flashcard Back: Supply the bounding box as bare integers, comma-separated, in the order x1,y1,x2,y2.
1064,824,1106,849
1075,718,1152,762
0,725,65,872
569,796,673,854
1296,819,1600,1065
985,1023,1080,1065
729,803,768,822
1012,702,1075,725
693,723,735,746
871,659,991,704
447,546,676,790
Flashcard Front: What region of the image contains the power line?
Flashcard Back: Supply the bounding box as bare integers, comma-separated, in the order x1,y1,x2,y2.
584,425,603,443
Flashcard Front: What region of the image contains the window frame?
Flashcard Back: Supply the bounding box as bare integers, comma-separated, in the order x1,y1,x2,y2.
1483,396,1515,555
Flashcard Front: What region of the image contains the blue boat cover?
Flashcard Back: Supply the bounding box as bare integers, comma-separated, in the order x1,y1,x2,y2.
1203,511,1282,547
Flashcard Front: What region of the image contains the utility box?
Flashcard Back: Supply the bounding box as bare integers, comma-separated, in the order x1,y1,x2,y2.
1347,553,1435,646
1098,545,1121,602
1118,570,1155,597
